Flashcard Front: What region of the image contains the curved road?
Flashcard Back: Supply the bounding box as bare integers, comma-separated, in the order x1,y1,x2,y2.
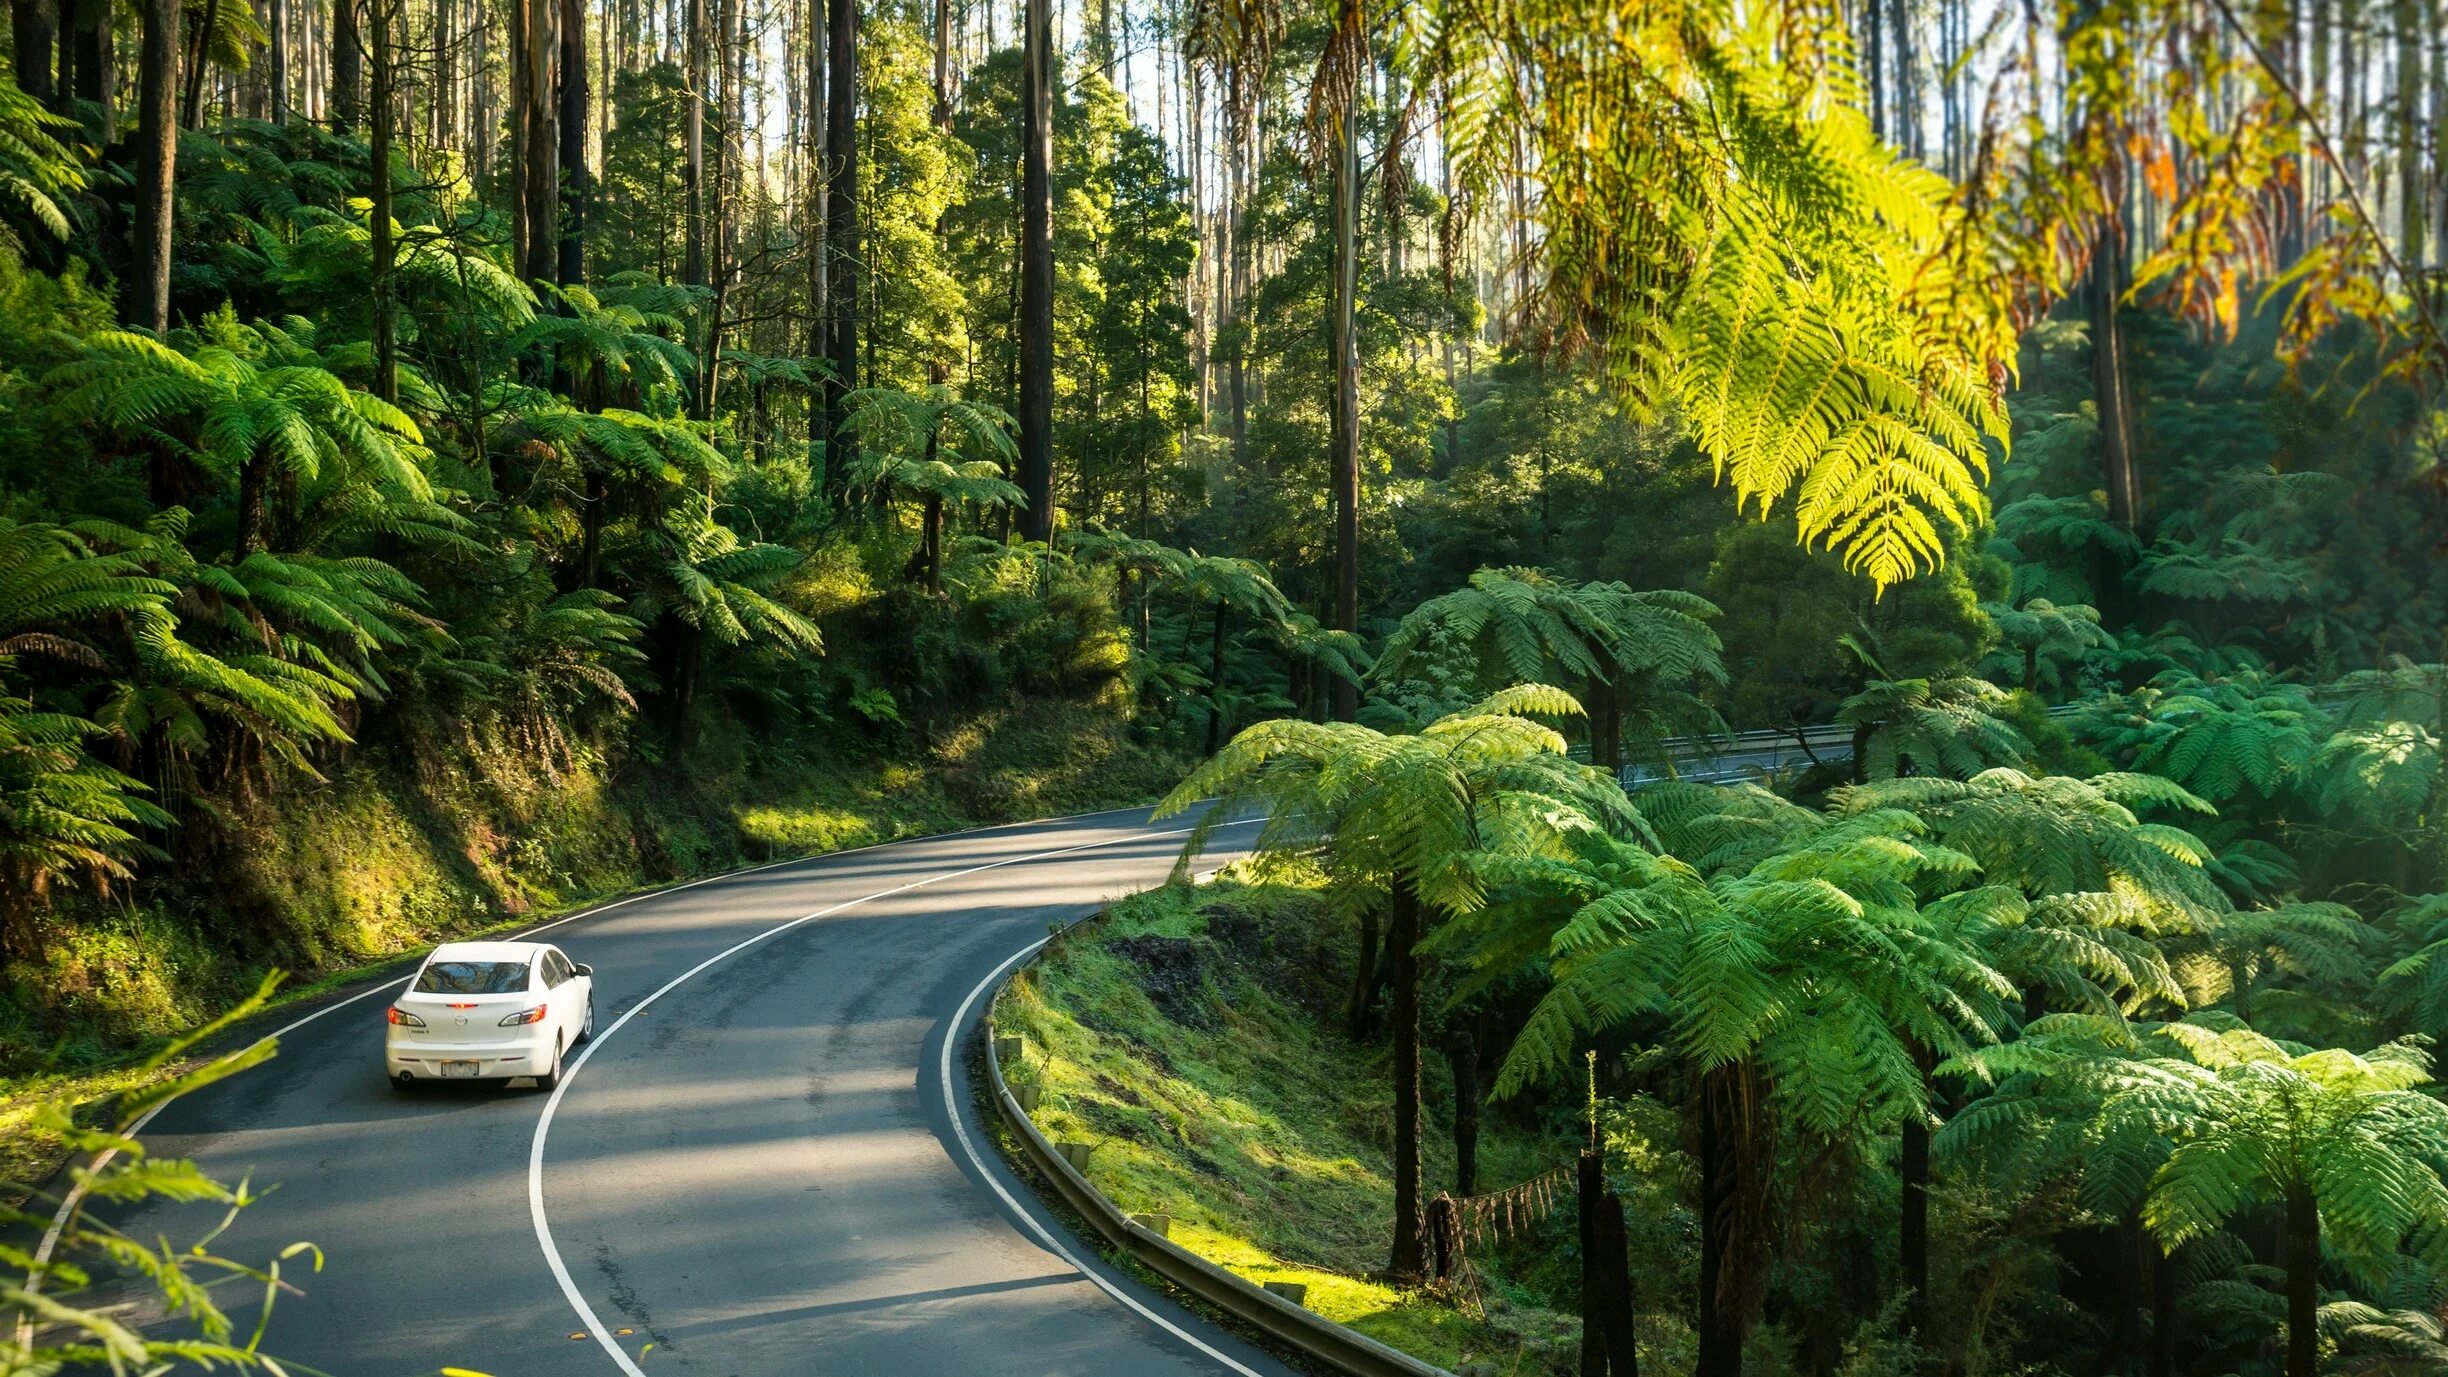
90,807,1298,1377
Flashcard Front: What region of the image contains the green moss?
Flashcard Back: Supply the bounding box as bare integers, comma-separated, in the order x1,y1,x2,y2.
995,877,1582,1373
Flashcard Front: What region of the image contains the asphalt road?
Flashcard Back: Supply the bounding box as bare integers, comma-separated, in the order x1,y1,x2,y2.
79,806,1300,1377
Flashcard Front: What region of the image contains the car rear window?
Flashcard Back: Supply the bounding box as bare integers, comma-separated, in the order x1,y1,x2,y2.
415,960,531,994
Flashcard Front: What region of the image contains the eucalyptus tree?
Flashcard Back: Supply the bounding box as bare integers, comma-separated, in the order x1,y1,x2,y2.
1158,685,1639,1279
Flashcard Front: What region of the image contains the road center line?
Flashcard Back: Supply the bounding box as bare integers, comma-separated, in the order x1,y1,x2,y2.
527,816,1260,1377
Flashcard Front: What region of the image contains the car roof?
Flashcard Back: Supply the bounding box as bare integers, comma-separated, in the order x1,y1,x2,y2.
423,941,550,964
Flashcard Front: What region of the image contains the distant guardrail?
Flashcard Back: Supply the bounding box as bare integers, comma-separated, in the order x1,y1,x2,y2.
1601,703,2083,788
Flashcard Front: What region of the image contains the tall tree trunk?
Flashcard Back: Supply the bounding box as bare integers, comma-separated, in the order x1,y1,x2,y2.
266,0,285,118
332,0,360,129
63,0,106,118
1386,878,1425,1281
821,0,858,497
2284,1185,2318,1377
12,0,55,102
124,0,176,331
516,0,558,282
2089,231,2139,531
2399,0,2426,265
556,0,588,285
368,0,396,401
931,0,950,128
683,0,705,287
1015,0,1054,542
1326,22,1362,723
1224,71,1247,470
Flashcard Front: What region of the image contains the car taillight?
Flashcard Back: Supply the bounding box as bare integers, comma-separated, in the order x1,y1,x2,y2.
388,1007,426,1027
499,1006,549,1026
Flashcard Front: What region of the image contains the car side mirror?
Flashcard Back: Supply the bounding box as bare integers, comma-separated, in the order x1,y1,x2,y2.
573,963,592,978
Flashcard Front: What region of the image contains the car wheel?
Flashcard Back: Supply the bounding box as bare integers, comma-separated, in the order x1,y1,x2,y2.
536,1036,564,1093
577,995,595,1045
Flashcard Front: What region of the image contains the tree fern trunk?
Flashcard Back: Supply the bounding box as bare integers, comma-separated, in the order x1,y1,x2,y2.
1387,877,1425,1281
1446,1017,1478,1196
2147,1235,2176,1377
2284,1185,2317,1377
1204,605,1229,756
1901,1106,1929,1338
922,492,944,596
236,457,269,555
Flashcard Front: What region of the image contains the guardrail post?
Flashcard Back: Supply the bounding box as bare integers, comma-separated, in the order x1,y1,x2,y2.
993,1035,1023,1065
1262,1280,1309,1308
1012,1084,1043,1112
1131,1212,1172,1238
1056,1140,1093,1171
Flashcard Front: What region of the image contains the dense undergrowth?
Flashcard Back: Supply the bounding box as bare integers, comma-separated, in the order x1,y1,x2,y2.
995,873,1587,1373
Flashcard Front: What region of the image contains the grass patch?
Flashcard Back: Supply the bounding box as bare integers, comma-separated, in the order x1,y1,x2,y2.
994,875,1583,1374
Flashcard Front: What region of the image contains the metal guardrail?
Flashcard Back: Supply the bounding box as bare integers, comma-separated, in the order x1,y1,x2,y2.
1610,703,2084,788
984,984,1453,1377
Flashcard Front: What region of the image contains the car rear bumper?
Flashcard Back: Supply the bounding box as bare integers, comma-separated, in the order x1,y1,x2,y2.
386,1027,556,1080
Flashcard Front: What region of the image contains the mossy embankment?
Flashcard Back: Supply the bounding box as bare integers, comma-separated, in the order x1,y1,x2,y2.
992,874,1587,1374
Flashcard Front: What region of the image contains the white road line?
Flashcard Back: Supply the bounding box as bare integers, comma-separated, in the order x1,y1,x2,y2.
938,926,1266,1377
528,817,1261,1377
28,807,1174,1320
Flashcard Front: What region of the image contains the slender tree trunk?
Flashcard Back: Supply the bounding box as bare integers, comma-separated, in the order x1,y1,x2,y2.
2284,1185,2317,1377
1015,0,1054,542
683,0,705,286
1386,878,1425,1281
556,0,588,284
2400,0,2426,265
180,0,218,126
368,0,396,401
1345,907,1379,1038
12,0,55,102
931,0,950,128
1446,1019,1478,1196
124,0,177,331
822,0,858,495
2090,226,2139,531
1327,23,1362,723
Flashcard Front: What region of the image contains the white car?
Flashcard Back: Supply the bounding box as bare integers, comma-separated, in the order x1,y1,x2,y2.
385,941,594,1090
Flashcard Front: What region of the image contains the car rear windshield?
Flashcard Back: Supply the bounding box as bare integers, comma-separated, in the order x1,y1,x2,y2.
414,960,531,994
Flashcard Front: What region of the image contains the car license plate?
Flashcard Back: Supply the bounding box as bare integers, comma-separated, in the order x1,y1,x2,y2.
441,1060,480,1078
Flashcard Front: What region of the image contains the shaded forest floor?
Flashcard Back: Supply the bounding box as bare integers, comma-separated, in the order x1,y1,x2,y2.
993,874,1583,1374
